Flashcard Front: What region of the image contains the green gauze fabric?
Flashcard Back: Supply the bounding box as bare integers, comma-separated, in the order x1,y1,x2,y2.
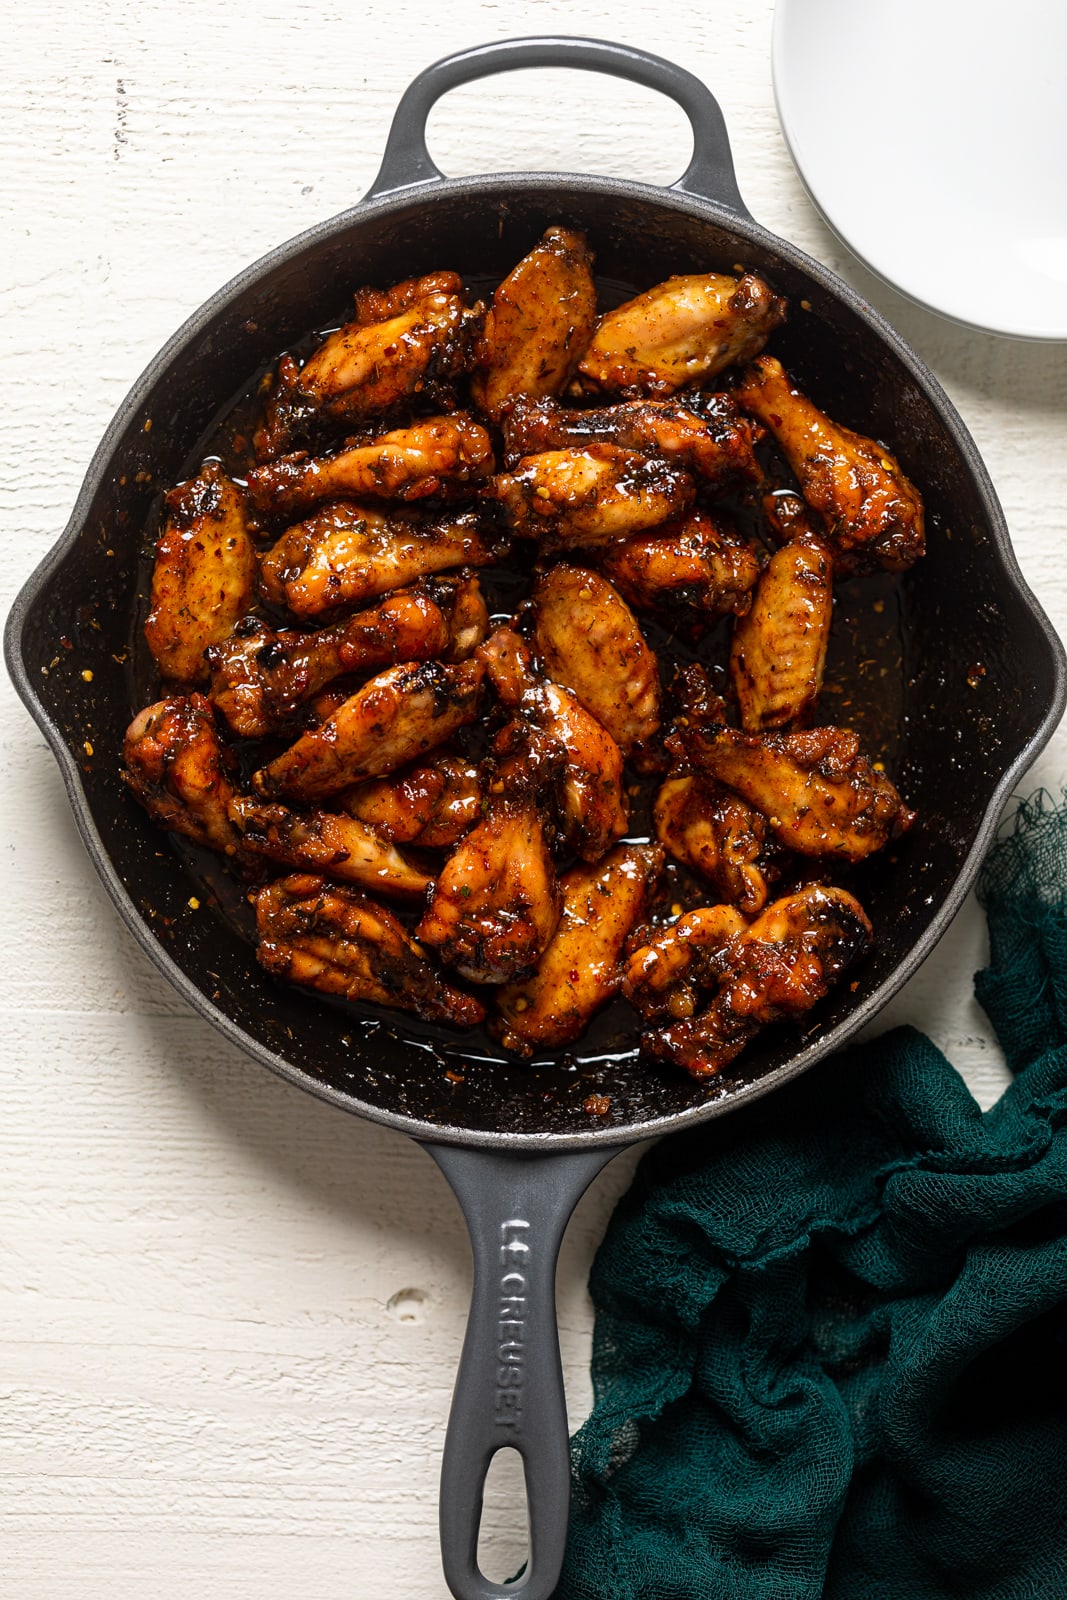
557,793,1067,1600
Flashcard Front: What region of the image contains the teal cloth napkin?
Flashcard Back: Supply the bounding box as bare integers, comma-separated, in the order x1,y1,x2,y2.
558,793,1067,1599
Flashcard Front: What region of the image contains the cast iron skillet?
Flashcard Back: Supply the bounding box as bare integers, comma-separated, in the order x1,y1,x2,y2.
6,36,1066,1600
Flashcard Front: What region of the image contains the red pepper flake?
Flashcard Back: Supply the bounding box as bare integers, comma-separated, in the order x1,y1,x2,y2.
583,1093,611,1116
445,1069,465,1084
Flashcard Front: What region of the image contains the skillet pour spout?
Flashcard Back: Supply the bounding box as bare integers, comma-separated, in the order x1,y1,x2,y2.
6,35,1065,1600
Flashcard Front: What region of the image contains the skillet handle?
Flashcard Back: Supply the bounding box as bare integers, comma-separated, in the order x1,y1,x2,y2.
423,1141,622,1600
366,35,750,216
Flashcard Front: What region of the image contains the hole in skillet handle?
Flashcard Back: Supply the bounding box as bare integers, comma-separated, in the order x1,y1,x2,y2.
427,1142,623,1600
364,34,751,219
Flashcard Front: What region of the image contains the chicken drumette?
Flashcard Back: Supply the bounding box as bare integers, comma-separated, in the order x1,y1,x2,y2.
494,844,662,1056
734,356,925,572
247,415,494,520
487,445,694,551
342,751,482,849
123,694,242,858
254,272,482,458
207,575,487,738
599,509,761,623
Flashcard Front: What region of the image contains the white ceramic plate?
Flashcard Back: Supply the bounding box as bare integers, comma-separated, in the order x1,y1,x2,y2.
772,0,1067,340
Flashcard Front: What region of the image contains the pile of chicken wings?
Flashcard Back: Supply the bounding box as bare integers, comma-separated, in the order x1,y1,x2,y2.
123,225,924,1085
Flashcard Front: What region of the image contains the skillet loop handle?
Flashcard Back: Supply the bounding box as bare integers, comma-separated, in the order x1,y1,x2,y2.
425,1142,621,1600
366,35,750,216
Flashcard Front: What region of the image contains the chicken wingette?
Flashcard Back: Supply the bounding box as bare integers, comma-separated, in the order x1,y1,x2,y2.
252,657,484,803
576,270,786,397
256,874,484,1025
259,505,507,621
653,774,772,914
144,462,258,685
227,797,431,898
633,885,873,1078
123,694,242,857
415,723,564,984
494,844,662,1055
677,723,915,861
531,565,661,756
729,532,833,732
734,356,925,572
471,226,598,420
478,627,629,863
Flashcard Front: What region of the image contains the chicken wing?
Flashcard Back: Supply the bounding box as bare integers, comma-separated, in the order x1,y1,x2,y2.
144,462,258,685
623,904,749,1022
487,445,694,551
256,874,484,1025
123,694,242,857
730,532,832,732
639,885,873,1077
575,270,786,398
254,277,482,458
227,797,430,898
734,356,925,572
259,505,507,621
478,627,629,863
599,509,761,622
253,657,484,803
531,565,660,755
494,843,662,1055
678,723,915,861
415,724,564,984
208,576,487,738
653,774,771,913
502,393,760,488
247,415,495,520
471,226,597,420
342,751,482,849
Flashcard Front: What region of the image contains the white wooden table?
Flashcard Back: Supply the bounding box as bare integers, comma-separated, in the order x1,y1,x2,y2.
4,3,1066,1594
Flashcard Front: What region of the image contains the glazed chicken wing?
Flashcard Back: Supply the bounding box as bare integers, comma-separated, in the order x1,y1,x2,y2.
600,509,761,622
734,356,925,572
502,393,760,488
256,874,484,1025
479,627,629,863
415,724,564,984
494,844,662,1055
576,270,786,398
343,751,482,849
623,904,749,1022
255,276,481,458
654,774,771,914
253,657,483,803
227,797,430,898
487,445,694,551
471,226,598,420
123,694,242,857
730,532,833,732
531,565,661,756
208,575,487,737
247,415,494,520
259,505,507,621
679,722,915,861
639,885,873,1077
144,462,258,685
